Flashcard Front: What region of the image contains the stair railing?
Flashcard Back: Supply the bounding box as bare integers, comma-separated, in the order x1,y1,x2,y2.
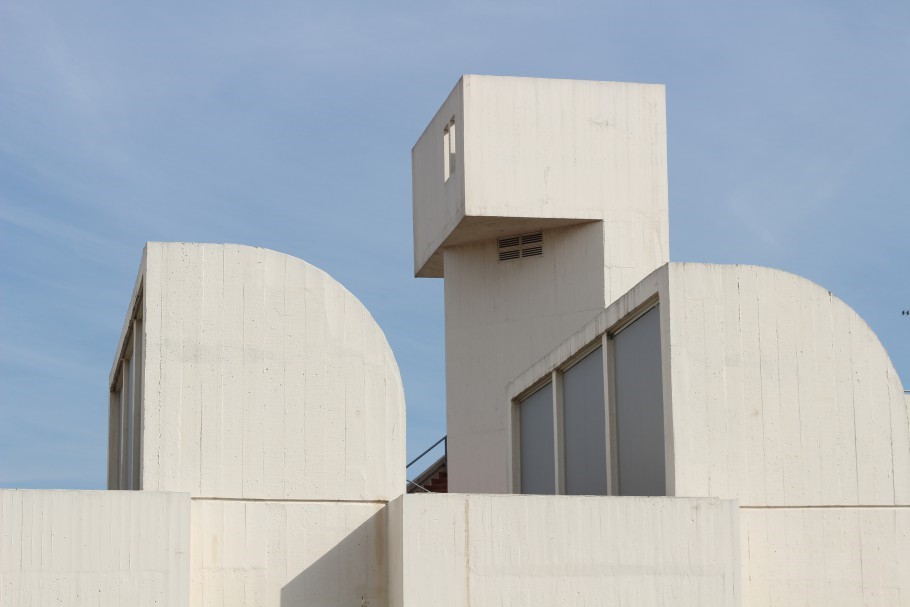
405,435,447,493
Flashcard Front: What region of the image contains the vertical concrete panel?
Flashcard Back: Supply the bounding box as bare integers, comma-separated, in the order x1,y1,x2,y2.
394,494,739,607
220,246,245,498
282,258,307,498
261,250,287,499
241,246,266,499
740,507,910,606
199,244,226,498
563,346,608,495
181,244,206,496
190,500,388,607
757,267,786,504
892,379,910,503
831,289,860,505
737,266,767,505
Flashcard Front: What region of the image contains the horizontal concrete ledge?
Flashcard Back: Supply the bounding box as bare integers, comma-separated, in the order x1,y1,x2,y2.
740,504,910,509
389,493,741,607
190,496,388,504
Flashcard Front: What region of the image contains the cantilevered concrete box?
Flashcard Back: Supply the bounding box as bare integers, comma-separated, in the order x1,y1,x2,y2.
412,75,668,277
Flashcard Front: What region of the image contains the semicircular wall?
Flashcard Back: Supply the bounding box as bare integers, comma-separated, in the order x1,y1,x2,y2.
667,262,909,507
135,242,405,501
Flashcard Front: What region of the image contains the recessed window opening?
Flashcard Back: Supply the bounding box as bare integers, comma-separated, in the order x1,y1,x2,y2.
109,290,143,490
443,117,456,181
563,346,608,495
518,382,555,494
513,302,665,497
612,305,665,496
498,232,544,261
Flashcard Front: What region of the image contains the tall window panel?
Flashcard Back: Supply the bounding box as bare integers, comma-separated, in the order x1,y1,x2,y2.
563,347,608,495
109,297,143,491
613,305,665,496
519,383,555,494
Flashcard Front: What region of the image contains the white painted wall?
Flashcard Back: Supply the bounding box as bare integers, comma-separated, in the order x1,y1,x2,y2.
389,493,741,607
0,490,190,607
114,242,406,502
191,499,387,606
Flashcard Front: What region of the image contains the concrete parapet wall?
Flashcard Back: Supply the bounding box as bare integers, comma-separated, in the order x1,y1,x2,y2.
389,493,741,607
740,506,910,605
0,490,190,607
190,499,388,606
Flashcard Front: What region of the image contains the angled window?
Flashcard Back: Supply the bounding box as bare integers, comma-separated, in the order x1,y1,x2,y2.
513,303,666,497
518,382,555,494
563,346,608,495
612,305,665,496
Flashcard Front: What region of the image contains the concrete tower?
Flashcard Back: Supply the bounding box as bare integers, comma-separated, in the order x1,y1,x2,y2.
412,75,670,492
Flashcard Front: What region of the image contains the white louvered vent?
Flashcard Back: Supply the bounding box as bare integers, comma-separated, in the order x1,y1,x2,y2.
498,232,544,261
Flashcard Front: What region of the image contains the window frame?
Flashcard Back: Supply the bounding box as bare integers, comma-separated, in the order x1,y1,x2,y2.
108,287,144,491
510,296,664,496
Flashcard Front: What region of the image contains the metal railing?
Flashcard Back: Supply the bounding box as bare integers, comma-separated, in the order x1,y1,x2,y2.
406,435,446,493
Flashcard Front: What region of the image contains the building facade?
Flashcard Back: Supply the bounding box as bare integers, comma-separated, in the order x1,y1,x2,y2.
1,75,908,606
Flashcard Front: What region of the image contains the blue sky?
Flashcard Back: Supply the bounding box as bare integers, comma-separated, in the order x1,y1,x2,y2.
1,1,907,488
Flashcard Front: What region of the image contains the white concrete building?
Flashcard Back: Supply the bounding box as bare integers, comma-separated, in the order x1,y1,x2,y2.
1,75,908,606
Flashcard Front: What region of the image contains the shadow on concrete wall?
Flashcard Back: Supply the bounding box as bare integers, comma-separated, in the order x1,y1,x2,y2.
280,508,388,607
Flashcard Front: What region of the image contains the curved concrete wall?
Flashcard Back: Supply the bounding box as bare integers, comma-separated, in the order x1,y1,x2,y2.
130,242,405,501
666,263,910,507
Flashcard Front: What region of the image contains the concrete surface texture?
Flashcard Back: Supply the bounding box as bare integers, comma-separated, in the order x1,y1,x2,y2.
444,223,616,492
740,507,910,605
104,242,406,606
388,493,741,607
116,242,406,502
5,75,910,607
664,263,910,605
0,490,190,607
507,261,910,604
412,75,669,279
415,76,670,493
665,263,910,507
190,499,388,606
